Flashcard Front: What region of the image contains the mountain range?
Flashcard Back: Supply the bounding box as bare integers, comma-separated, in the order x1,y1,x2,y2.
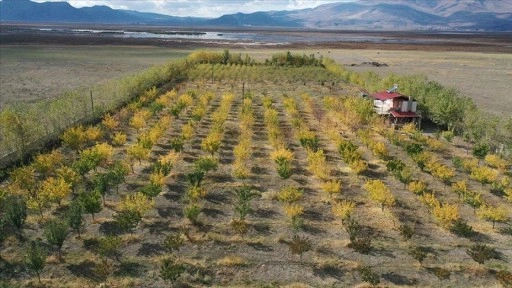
1,0,511,31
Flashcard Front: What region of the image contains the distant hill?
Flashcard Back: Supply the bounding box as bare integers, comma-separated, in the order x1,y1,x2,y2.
1,0,511,31
0,0,205,25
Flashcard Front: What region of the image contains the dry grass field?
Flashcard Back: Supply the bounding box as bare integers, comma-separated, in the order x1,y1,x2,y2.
0,46,189,109
1,45,511,115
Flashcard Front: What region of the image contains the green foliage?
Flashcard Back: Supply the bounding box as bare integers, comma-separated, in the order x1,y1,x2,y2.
186,170,205,188
4,195,27,238
44,218,69,257
276,160,292,179
359,266,380,288
140,182,162,198
267,51,323,67
115,210,142,234
299,135,319,152
386,158,406,174
106,161,129,192
473,142,490,159
184,204,201,225
466,244,497,265
404,142,423,156
67,200,84,238
79,190,102,220
98,236,123,261
450,219,474,238
152,161,173,176
452,156,463,170
170,137,184,152
25,240,47,284
194,156,218,173
442,130,454,142
72,150,99,177
233,186,258,221
338,140,362,163
160,257,186,283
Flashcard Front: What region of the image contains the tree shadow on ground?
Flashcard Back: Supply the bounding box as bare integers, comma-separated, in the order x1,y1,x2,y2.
98,220,124,236
253,208,279,219
205,191,231,204
157,206,182,218
67,260,98,281
137,242,166,257
251,222,273,236
302,223,325,235
202,207,226,219
313,264,346,281
143,220,171,235
382,272,418,286
247,241,273,252
114,260,146,277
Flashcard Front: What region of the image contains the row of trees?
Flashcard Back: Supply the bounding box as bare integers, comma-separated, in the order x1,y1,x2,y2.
0,60,191,165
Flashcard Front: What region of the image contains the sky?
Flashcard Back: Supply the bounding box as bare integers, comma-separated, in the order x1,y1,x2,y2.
31,0,350,18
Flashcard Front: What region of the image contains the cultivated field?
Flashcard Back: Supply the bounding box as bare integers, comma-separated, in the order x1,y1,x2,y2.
0,58,511,287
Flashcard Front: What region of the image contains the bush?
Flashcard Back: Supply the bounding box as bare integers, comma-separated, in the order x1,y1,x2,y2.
277,186,303,204
359,266,380,287
44,218,69,258
408,246,428,264
184,204,201,225
160,257,186,283
450,219,474,238
466,244,497,265
288,235,312,262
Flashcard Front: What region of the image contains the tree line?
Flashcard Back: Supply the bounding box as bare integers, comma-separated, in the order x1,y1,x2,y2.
323,58,512,158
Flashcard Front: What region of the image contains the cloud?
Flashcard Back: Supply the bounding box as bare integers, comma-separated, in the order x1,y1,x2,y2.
31,0,346,17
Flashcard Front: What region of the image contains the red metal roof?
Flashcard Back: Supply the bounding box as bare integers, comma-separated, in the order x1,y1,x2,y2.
390,111,420,118
371,91,408,101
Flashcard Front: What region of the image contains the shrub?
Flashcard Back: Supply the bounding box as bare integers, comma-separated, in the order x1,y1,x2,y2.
4,195,27,238
163,233,184,254
194,156,218,173
408,246,428,264
160,257,186,283
332,200,355,223
24,240,47,284
321,180,342,199
398,224,414,241
115,210,142,234
184,204,201,225
472,142,490,159
98,236,123,261
359,266,380,287
450,219,474,238
466,244,497,265
44,218,69,258
288,235,312,262
433,203,459,229
408,181,427,195
277,186,303,204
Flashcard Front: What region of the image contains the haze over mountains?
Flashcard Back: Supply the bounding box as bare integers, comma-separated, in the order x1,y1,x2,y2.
1,0,511,31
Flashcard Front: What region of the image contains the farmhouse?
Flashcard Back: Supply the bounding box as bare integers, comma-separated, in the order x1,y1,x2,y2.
371,85,421,128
